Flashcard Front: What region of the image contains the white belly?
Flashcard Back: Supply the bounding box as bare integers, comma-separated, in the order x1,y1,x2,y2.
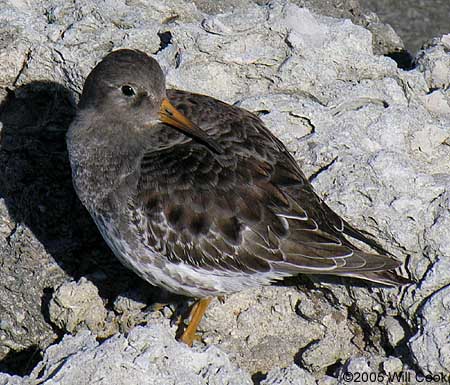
91,213,283,297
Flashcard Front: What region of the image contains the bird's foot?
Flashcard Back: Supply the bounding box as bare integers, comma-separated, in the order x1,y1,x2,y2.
177,297,212,347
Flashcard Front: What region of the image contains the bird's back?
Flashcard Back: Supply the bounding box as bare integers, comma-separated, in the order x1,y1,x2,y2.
126,89,407,291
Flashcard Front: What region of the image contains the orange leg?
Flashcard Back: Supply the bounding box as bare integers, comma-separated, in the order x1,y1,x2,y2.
179,297,212,346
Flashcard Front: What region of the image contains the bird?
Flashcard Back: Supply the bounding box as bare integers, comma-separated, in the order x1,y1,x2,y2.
66,49,409,346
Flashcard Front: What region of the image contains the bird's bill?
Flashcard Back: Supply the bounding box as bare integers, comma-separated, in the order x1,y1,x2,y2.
159,98,223,154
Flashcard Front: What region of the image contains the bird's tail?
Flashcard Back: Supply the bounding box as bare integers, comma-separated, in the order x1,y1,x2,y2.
334,269,412,286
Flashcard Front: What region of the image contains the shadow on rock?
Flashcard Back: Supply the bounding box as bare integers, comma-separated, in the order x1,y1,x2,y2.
0,82,164,375
0,81,148,299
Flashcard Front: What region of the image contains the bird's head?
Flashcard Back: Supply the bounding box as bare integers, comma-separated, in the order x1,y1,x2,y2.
77,49,222,153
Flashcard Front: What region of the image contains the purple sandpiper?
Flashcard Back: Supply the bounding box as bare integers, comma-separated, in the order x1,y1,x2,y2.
67,49,409,345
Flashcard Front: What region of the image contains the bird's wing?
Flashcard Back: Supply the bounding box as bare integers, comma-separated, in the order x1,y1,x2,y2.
132,90,402,283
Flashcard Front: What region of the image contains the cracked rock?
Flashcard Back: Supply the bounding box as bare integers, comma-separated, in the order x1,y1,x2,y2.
49,278,117,338
201,286,365,374
379,316,405,349
409,285,450,374
0,321,253,385
261,364,317,385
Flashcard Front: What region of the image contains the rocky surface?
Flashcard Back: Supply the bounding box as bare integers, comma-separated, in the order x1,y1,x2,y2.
191,0,405,56
0,0,449,384
0,321,254,385
360,0,450,54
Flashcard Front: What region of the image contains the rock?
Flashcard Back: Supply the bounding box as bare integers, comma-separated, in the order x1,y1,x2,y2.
0,0,449,383
261,364,317,385
359,11,405,56
379,316,405,349
416,34,450,90
292,1,405,55
360,0,450,54
338,355,421,385
318,376,339,385
0,321,253,385
193,0,405,55
0,199,14,240
49,278,117,338
0,223,64,369
201,286,365,374
409,285,450,374
381,357,403,375
340,357,376,385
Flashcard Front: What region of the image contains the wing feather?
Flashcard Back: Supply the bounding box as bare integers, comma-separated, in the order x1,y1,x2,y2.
130,89,406,285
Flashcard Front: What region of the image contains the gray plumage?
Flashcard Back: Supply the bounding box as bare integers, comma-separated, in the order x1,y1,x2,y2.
67,49,409,298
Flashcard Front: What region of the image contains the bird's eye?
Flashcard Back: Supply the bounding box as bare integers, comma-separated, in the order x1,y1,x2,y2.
121,85,136,97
